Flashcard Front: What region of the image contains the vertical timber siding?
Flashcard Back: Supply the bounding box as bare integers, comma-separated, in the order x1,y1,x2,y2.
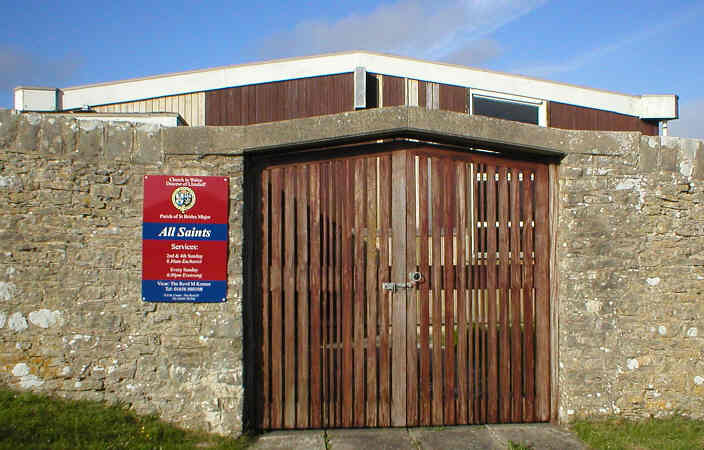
205,74,354,126
549,101,658,135
93,92,206,126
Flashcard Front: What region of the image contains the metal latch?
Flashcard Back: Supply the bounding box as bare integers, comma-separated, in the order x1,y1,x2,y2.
382,272,423,292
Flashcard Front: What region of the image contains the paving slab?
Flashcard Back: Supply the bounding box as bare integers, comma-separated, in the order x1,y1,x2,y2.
487,424,588,450
249,429,325,449
327,427,417,450
409,425,498,449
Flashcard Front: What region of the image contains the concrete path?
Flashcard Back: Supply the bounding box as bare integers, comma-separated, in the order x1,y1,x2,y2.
249,424,588,449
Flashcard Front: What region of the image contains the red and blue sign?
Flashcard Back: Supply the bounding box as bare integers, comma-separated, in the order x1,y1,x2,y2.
142,175,229,302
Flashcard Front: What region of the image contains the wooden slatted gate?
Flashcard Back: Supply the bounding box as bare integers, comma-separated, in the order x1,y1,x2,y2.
258,146,551,429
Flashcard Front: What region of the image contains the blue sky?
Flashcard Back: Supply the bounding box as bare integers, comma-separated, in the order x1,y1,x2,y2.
2,0,702,138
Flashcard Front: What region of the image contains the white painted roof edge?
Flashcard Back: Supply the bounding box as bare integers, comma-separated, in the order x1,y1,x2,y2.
46,51,676,119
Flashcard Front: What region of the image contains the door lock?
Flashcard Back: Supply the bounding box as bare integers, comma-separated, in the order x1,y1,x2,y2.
382,272,423,292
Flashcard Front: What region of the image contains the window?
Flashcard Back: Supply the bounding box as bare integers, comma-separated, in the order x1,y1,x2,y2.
470,89,546,126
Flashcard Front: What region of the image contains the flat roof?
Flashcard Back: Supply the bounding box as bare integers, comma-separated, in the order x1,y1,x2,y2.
17,51,678,119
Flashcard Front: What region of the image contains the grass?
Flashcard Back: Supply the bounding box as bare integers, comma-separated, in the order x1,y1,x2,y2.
571,415,704,450
0,386,252,450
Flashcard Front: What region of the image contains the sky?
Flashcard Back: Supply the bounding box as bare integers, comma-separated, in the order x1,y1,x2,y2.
2,0,703,138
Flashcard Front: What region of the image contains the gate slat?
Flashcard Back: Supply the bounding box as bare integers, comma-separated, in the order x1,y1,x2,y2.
366,157,378,427
321,163,330,428
309,165,322,428
284,166,296,429
486,164,498,423
378,155,391,427
270,168,283,429
534,165,551,421
261,170,270,429
297,165,310,428
391,151,407,427
431,157,444,425
406,151,418,426
354,159,366,426
456,161,468,424
418,155,431,426
522,170,535,422
475,164,485,424
443,158,456,425
510,168,523,423
334,160,344,427
498,166,511,423
342,160,354,427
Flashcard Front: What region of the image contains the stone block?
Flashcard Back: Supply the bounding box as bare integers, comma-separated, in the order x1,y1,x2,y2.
133,124,162,165
639,135,660,172
15,113,41,152
162,126,209,155
74,120,103,160
0,109,19,148
104,122,133,162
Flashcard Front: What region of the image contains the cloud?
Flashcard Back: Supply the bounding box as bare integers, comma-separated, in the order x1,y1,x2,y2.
256,0,547,65
669,98,704,140
514,3,704,78
0,46,82,105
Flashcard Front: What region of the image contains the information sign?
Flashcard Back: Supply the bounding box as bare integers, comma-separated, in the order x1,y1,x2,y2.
142,175,229,302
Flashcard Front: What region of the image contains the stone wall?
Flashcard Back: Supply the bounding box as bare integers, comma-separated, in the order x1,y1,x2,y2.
1,107,703,433
556,132,704,422
0,110,245,434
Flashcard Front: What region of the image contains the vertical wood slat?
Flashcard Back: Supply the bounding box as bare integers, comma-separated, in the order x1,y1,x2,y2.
443,158,456,425
334,160,344,427
473,164,484,424
486,164,498,423
498,166,511,423
510,169,523,422
296,165,310,428
534,166,551,421
418,155,431,426
406,152,418,426
283,167,296,428
269,168,283,429
261,170,270,429
310,165,322,429
353,159,366,426
522,170,536,422
341,160,354,427
456,161,468,424
378,155,391,427
431,157,444,426
365,157,379,427
391,151,407,427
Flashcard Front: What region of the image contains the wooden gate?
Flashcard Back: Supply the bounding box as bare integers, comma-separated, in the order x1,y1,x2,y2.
258,146,551,429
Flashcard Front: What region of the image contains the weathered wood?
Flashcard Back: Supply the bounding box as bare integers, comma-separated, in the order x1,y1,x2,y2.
353,159,366,426
378,155,391,427
261,170,270,429
456,161,468,424
297,165,310,428
365,156,379,427
342,160,354,427
406,152,418,426
509,169,523,423
391,151,407,427
283,166,297,429
431,157,444,425
534,165,551,421
418,155,432,426
443,158,456,425
321,162,330,427
486,164,498,423
522,168,535,422
498,166,511,423
269,168,283,429
309,165,322,428
334,160,344,426
475,164,485,424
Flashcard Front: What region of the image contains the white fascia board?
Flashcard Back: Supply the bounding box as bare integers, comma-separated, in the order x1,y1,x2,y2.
59,51,677,119
61,53,363,110
638,95,678,119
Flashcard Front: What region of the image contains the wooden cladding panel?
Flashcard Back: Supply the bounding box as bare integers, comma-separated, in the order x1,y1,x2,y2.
381,75,405,107
260,147,551,429
205,73,354,126
549,101,659,135
93,91,205,126
439,84,467,113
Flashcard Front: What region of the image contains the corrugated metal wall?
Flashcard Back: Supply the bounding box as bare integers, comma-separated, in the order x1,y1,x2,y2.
205,73,354,126
548,101,658,136
93,92,205,126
